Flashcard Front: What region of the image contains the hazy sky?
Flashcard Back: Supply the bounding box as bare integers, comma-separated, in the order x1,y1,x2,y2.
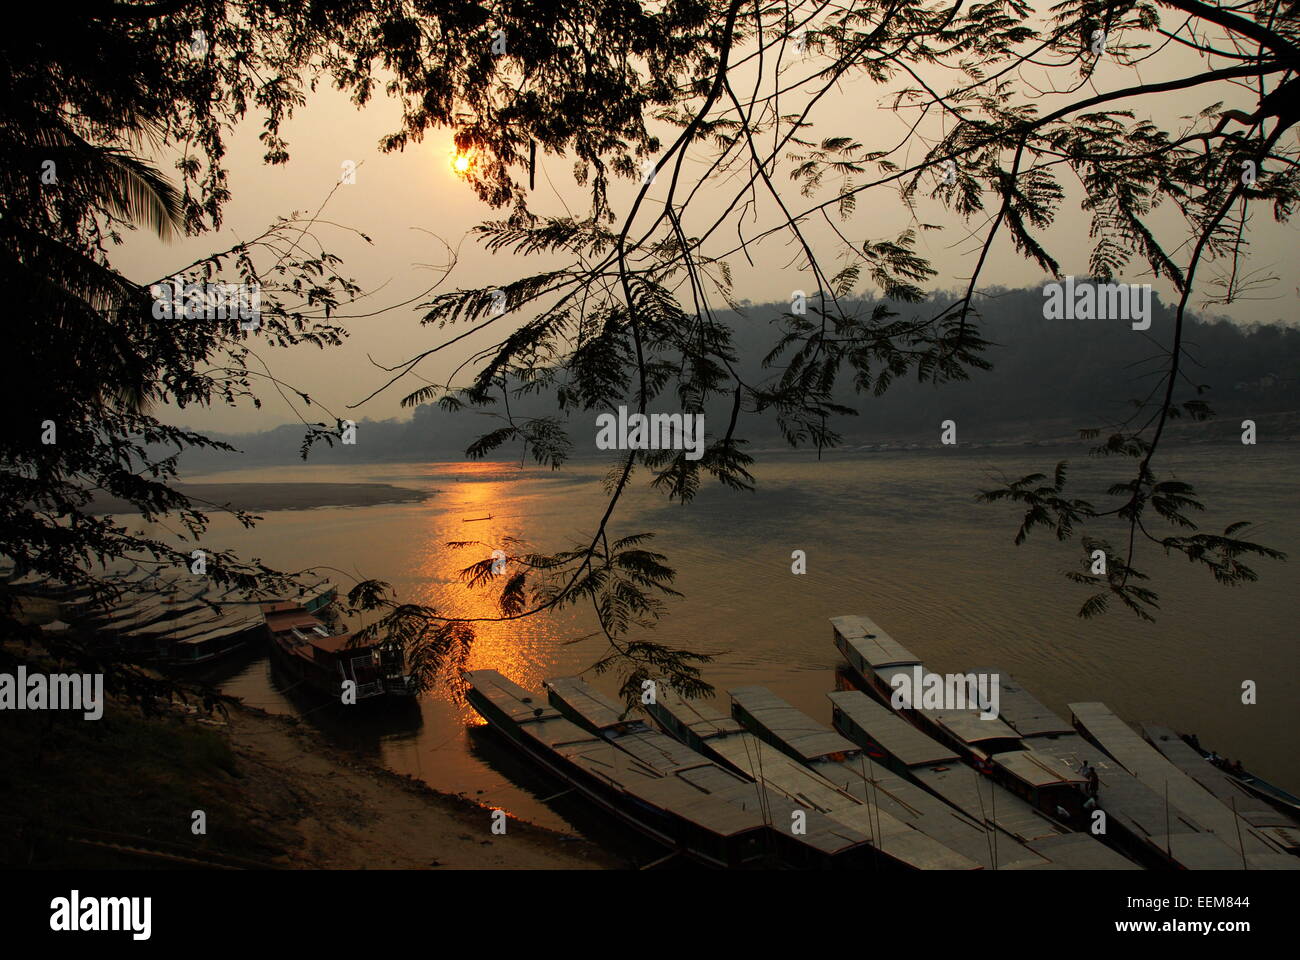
111,25,1300,435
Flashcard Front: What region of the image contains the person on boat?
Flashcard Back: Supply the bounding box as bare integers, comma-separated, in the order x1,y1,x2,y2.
1078,759,1094,780
1231,759,1245,775
1187,732,1202,751
1086,767,1100,797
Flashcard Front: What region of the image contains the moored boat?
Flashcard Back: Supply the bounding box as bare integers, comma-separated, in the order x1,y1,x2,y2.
265,605,414,703
638,681,983,869
831,616,1091,823
1142,725,1300,855
727,684,1047,870
978,668,1258,870
1072,703,1298,869
545,675,903,869
1173,730,1300,824
465,669,772,868
826,688,1140,869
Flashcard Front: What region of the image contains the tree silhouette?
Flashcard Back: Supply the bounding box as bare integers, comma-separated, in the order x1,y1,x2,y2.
363,0,1295,693
4,1,1294,705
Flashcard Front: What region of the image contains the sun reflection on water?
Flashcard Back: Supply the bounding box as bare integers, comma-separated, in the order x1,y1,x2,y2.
407,461,569,724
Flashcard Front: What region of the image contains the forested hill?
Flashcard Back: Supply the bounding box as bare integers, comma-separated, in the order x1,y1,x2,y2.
177,287,1300,470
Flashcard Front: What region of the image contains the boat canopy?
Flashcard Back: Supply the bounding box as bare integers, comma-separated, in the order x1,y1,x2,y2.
730,685,860,762
969,666,1074,737
827,690,959,768
830,614,921,669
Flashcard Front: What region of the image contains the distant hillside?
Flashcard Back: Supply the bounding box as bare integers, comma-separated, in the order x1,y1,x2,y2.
174,287,1300,471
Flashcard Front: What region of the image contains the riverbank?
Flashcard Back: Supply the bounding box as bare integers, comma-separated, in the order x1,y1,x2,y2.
218,703,620,868
85,482,430,515
0,641,620,869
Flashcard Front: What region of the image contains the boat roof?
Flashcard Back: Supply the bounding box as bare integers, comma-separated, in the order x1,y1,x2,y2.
173,615,263,645
827,690,959,768
545,676,640,733
69,569,335,635
651,685,746,740
467,671,768,842
829,614,921,668
729,685,859,762
628,768,772,840
992,749,1086,788
970,667,1073,737
701,724,977,867
1027,833,1142,870
266,609,325,633
122,604,222,636
924,708,1022,747
306,631,369,655
465,670,561,725
1017,726,1270,869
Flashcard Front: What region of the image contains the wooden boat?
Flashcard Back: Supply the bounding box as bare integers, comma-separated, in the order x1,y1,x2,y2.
831,616,1092,823
726,684,1058,870
977,668,1263,870
545,676,900,869
1142,725,1300,854
64,569,343,670
158,610,268,667
639,682,983,869
465,669,772,869
1172,730,1300,823
1072,703,1298,869
266,606,414,702
827,688,1139,869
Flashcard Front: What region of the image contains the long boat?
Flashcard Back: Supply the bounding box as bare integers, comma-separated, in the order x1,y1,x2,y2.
831,615,1097,824
1179,733,1300,821
1141,724,1300,855
69,570,342,669
265,605,414,702
88,584,263,666
724,685,1064,869
725,684,1114,870
465,669,775,868
827,688,1140,869
1072,703,1298,869
636,682,984,869
974,667,1266,870
545,676,916,869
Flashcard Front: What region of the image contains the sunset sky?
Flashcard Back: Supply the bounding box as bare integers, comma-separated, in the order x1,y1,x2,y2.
111,35,1300,435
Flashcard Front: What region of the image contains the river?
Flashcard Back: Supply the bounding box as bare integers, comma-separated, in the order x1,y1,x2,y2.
179,444,1299,837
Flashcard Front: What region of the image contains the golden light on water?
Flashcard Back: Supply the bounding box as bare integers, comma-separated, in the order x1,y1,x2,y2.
408,462,561,723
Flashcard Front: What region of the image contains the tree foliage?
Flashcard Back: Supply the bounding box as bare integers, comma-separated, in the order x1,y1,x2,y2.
5,0,1294,708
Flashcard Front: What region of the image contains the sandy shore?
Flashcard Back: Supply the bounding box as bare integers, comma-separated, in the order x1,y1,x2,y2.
223,705,621,869
87,482,429,514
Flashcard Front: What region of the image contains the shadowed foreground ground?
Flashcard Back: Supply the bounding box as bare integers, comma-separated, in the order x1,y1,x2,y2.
0,661,619,869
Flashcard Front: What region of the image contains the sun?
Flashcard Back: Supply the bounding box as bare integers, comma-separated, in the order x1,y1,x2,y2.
453,152,471,175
